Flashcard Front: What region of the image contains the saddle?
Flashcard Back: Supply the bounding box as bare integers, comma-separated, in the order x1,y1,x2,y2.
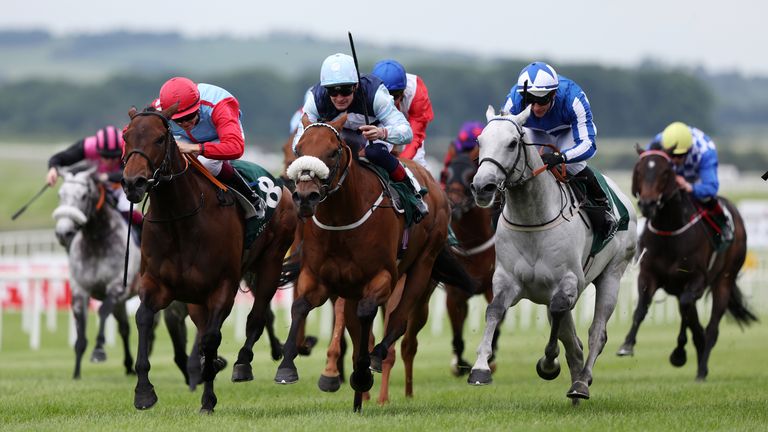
567,170,630,256
358,158,426,228
695,198,735,252
225,160,282,248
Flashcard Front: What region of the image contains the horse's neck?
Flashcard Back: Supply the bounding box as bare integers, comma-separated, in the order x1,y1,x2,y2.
504,158,566,225
83,205,121,239
148,167,205,220
454,207,493,247
314,163,381,226
652,193,696,231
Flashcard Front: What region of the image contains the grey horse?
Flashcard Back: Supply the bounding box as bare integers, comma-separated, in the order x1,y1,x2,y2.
53,164,192,382
467,106,637,401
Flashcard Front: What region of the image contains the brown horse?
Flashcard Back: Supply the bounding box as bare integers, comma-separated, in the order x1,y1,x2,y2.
443,149,500,376
617,149,757,380
121,106,296,413
276,114,474,411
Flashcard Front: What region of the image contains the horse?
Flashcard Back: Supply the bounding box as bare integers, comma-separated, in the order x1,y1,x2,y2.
468,105,637,401
121,105,296,413
277,114,475,411
616,149,757,380
53,163,204,386
443,149,500,376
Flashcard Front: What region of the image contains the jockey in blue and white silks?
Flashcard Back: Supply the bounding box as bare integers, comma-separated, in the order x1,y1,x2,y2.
648,121,732,241
501,61,616,241
293,53,428,222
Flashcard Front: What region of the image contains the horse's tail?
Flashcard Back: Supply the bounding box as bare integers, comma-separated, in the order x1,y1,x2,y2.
727,283,759,328
431,244,479,295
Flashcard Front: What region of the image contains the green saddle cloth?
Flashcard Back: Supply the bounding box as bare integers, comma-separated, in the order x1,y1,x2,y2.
363,161,428,228
586,170,630,256
230,160,282,248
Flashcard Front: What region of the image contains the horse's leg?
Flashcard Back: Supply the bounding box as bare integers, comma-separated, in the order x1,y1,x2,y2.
71,290,89,380
469,272,521,385
112,300,135,375
318,297,345,392
569,271,621,400
697,276,734,381
446,285,472,376
617,271,658,356
670,310,688,367
91,295,116,363
264,306,284,361
678,291,706,380
556,311,585,402
275,273,328,384
162,301,190,386
537,275,579,383
195,288,237,414
233,261,283,382
134,301,161,410
400,287,432,399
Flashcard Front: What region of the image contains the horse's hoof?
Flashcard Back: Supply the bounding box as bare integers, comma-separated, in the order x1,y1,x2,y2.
467,368,492,386
271,344,284,361
199,408,214,415
536,357,561,381
450,359,472,377
134,387,158,410
274,367,299,384
318,374,342,392
616,344,634,357
298,336,318,357
669,347,687,367
213,356,228,373
90,348,107,363
231,363,254,382
567,381,590,400
369,355,383,374
126,368,136,376
350,369,374,393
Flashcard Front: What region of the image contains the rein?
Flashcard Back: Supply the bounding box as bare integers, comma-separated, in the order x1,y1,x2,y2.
123,111,190,189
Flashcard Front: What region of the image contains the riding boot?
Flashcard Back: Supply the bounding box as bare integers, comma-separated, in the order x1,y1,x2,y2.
702,198,733,243
401,165,429,223
224,169,266,219
577,166,618,241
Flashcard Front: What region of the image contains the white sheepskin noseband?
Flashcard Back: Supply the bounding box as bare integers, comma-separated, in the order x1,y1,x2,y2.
286,156,330,182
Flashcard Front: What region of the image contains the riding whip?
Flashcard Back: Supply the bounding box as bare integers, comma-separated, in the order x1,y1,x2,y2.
347,32,372,144
11,183,49,220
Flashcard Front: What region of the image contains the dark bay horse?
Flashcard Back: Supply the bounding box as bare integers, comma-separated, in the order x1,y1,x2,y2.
121,106,296,413
617,149,757,380
277,114,474,411
443,149,500,376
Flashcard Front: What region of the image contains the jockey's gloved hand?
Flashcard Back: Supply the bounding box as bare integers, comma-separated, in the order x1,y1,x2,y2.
541,151,566,168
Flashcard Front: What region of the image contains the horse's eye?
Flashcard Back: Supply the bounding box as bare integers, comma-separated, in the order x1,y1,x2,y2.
507,139,518,149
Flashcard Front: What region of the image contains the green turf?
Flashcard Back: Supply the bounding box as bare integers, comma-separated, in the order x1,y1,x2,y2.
0,309,765,431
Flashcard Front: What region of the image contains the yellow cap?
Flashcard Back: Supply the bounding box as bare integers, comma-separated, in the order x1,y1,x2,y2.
661,122,693,155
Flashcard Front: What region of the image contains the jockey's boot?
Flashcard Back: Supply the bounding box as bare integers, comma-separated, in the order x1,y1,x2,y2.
401,165,429,223
578,166,618,241
703,198,733,244
225,169,266,219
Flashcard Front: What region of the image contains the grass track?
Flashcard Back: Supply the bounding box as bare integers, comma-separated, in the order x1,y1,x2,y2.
0,310,766,431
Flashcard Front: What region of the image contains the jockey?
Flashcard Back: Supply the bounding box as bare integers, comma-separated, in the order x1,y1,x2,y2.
371,59,434,170
293,53,429,222
649,121,732,242
439,121,484,188
153,76,265,218
46,125,143,229
502,61,617,240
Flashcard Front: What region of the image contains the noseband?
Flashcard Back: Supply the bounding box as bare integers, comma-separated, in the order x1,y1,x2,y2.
636,150,678,209
123,111,189,188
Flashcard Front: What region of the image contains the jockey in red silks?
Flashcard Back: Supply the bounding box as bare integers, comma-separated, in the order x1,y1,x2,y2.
439,121,484,188
47,125,143,228
371,59,434,170
153,76,266,218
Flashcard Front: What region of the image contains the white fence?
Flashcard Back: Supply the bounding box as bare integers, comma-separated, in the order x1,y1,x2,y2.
1,229,766,351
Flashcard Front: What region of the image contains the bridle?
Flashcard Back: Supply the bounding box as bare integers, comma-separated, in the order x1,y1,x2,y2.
635,150,680,210
298,122,352,201
122,111,189,189
477,116,538,190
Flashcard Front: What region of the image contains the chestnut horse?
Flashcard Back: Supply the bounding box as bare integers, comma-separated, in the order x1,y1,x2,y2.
617,149,757,380
277,114,475,411
121,106,296,413
443,149,500,376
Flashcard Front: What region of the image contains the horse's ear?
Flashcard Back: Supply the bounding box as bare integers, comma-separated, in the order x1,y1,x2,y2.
634,142,644,155
485,105,496,122
161,102,179,120
631,166,640,198
128,106,138,119
330,113,348,131
301,113,311,128
515,105,532,125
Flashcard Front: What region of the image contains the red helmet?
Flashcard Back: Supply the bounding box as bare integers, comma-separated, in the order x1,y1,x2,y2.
159,77,200,119
95,125,124,158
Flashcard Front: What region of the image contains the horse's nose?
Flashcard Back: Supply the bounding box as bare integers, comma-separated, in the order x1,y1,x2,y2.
292,190,322,217
55,229,75,249
637,199,656,218
122,176,148,203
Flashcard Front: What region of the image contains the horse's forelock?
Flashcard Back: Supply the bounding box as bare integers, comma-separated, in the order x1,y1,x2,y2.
286,155,330,182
